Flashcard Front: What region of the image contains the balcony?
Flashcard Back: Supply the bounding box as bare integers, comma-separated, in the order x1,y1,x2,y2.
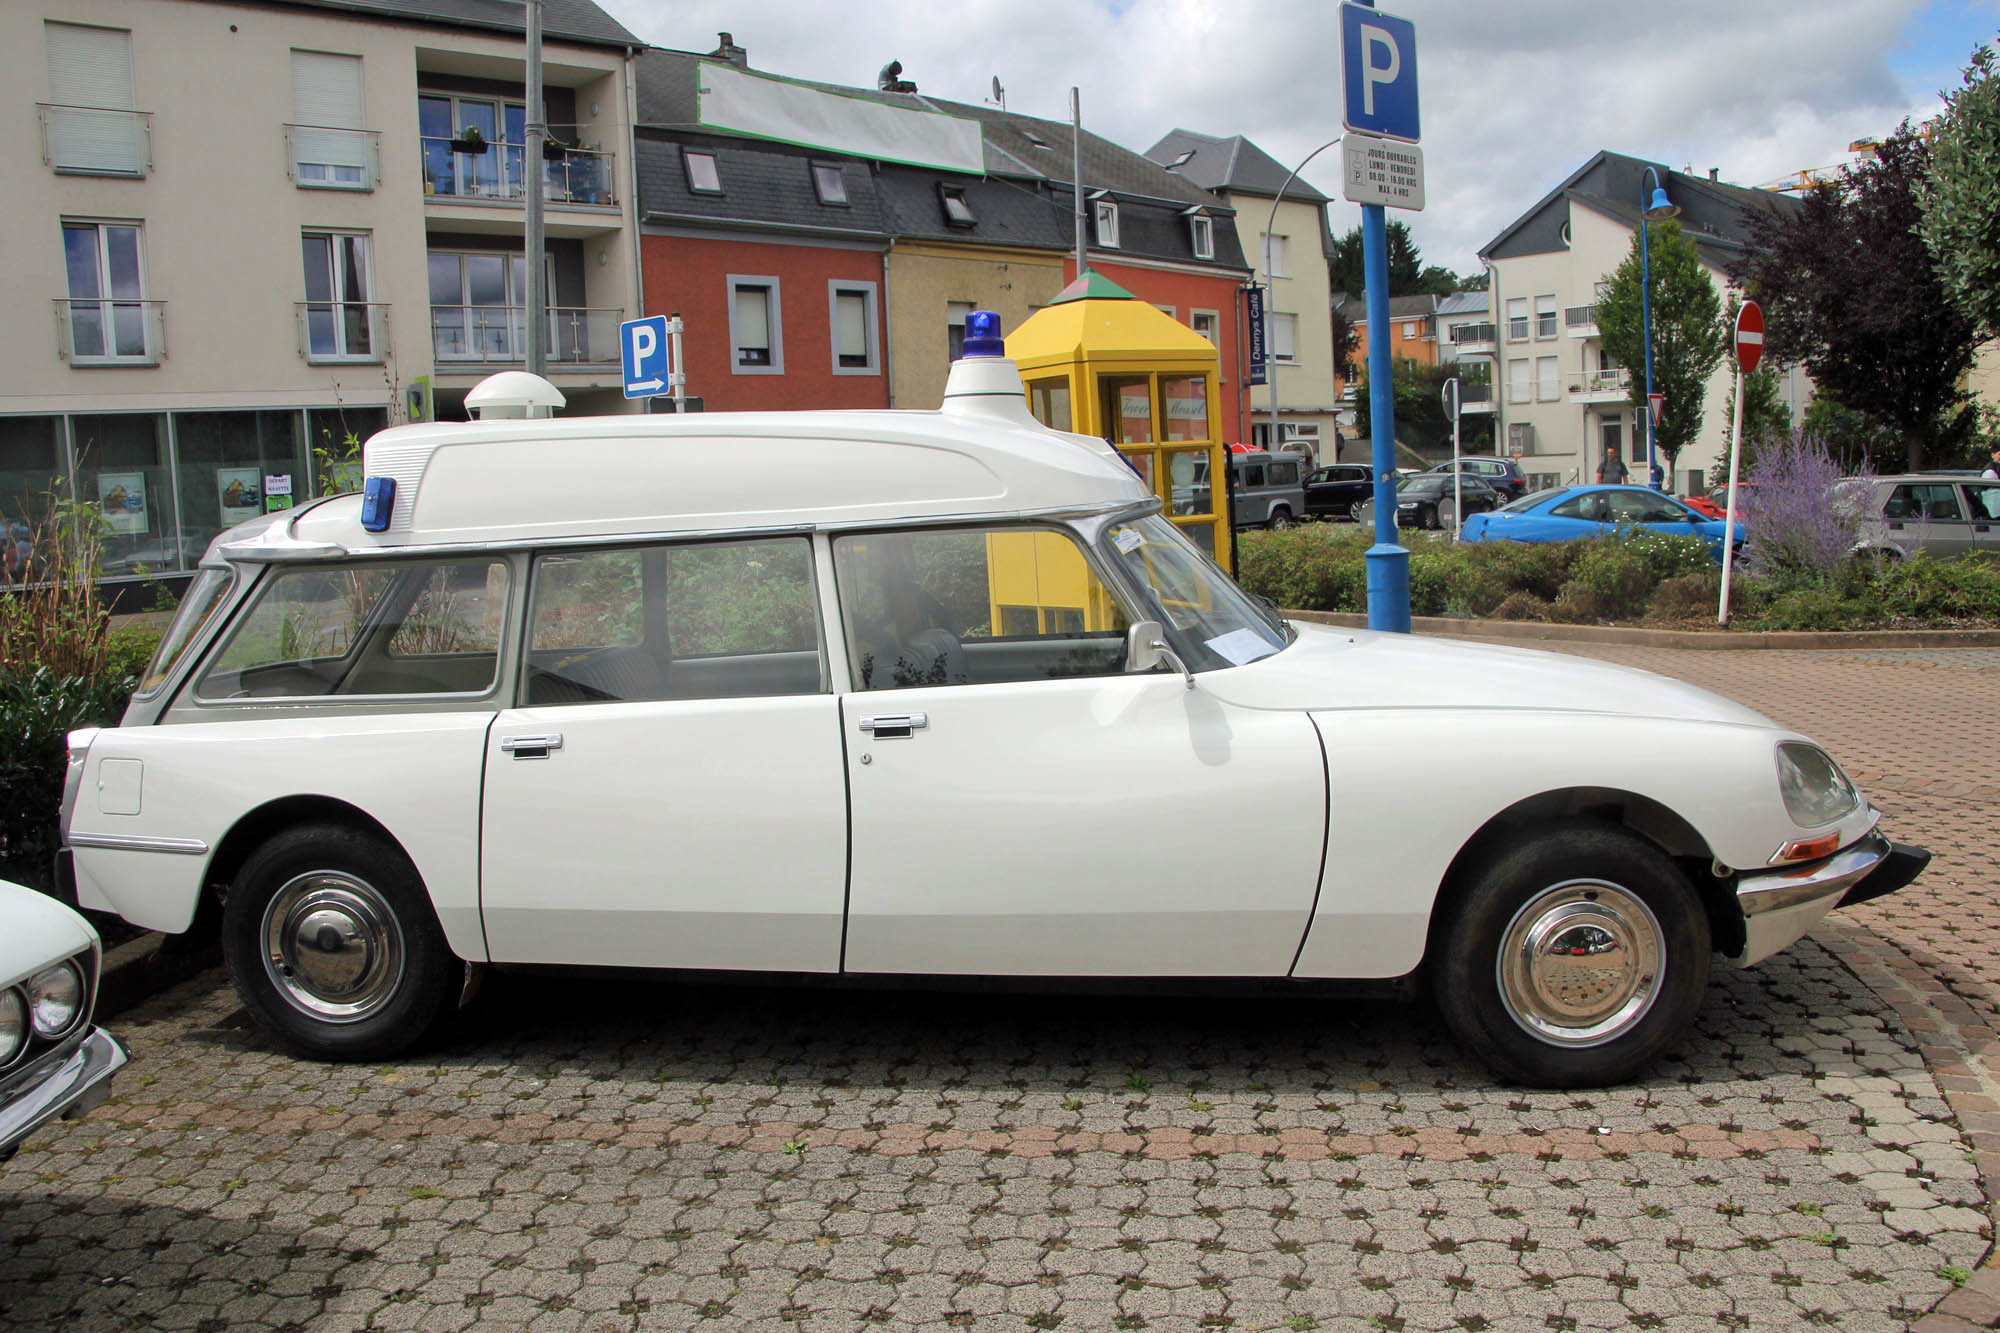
1457,383,1495,414
1565,305,1599,338
296,302,390,364
286,125,382,191
430,305,623,368
421,138,617,207
1449,322,1496,354
1566,368,1631,403
39,104,151,177
53,298,165,365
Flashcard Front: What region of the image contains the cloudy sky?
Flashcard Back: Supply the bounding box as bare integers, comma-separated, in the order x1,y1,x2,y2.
594,0,1999,277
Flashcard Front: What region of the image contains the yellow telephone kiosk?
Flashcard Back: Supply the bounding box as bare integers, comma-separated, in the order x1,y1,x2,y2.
1005,271,1231,571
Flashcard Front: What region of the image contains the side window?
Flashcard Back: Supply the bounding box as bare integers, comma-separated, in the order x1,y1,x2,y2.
525,537,822,704
1920,485,1964,521
196,558,508,699
1965,484,2000,521
1268,462,1298,486
1609,491,1684,523
1241,464,1266,488
1550,496,1591,520
833,527,1131,691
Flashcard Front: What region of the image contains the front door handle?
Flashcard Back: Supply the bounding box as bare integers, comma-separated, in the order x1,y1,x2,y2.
859,713,928,740
500,733,564,758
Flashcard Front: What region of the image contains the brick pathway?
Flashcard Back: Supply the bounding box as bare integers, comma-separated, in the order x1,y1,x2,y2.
3,644,1996,1332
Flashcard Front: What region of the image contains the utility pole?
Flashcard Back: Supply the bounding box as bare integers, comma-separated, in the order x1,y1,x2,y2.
524,0,547,376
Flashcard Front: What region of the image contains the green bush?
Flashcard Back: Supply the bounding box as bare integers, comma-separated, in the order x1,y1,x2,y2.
1561,542,1655,621
1473,539,1578,601
1879,555,2000,621
0,667,135,890
1755,583,1883,631
1236,527,1367,612
105,627,161,685
1648,572,1723,623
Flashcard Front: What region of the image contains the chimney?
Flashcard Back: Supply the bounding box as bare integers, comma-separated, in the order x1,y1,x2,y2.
1709,167,1719,181
709,32,747,68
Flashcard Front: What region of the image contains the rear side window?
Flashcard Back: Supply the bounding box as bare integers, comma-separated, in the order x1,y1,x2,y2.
1267,462,1299,486
139,567,233,696
195,559,508,700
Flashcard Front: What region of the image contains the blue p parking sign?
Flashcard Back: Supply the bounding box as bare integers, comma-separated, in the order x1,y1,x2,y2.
1341,3,1420,143
622,315,670,399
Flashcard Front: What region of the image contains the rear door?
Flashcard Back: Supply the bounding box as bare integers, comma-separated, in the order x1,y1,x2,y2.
1960,481,2000,557
1881,483,1972,558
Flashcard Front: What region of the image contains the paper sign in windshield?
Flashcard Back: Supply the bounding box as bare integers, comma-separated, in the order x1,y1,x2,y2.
1206,628,1277,666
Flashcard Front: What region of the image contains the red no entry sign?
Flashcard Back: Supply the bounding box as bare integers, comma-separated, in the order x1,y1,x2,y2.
1735,301,1764,374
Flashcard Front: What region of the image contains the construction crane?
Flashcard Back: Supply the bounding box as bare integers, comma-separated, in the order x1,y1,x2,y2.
1756,138,1880,195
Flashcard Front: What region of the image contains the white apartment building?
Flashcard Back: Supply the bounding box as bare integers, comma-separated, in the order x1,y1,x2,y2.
1476,152,1803,495
1146,130,1340,464
2,0,642,586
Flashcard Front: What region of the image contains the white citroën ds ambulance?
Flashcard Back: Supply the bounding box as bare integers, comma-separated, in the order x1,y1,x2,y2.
60,316,1926,1087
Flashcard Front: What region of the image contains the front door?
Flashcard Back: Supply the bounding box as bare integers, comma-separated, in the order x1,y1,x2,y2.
830,524,1326,977
480,536,847,971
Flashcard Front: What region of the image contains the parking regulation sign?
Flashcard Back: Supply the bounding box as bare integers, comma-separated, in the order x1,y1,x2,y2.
621,315,670,399
1341,2,1420,143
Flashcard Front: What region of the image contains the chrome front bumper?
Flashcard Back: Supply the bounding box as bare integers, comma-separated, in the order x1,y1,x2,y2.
0,1027,129,1160
1731,830,1911,967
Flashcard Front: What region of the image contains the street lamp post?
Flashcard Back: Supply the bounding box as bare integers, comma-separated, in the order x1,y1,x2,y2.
1262,138,1339,457
1638,166,1681,490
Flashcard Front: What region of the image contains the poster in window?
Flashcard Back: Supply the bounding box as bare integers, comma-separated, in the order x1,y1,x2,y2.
217,468,264,524
264,474,295,513
96,472,148,535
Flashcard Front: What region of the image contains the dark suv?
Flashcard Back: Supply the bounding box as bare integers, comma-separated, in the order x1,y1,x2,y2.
1427,457,1527,501
1303,463,1375,520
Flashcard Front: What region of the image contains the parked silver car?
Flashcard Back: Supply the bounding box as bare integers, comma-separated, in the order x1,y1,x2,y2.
0,879,128,1160
1853,474,2000,561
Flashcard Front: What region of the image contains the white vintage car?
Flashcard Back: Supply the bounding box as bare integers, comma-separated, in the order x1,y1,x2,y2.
0,879,128,1160
62,332,1926,1087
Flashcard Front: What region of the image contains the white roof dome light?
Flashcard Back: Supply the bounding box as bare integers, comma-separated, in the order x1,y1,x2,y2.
465,371,566,420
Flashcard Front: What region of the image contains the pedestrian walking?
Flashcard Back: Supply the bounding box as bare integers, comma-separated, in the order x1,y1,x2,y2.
1982,444,2000,480
1597,447,1628,485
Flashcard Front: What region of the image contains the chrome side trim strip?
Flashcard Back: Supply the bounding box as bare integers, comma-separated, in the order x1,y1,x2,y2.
66,832,210,856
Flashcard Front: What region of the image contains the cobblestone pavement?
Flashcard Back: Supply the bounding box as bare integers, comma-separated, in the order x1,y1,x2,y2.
4,645,1996,1332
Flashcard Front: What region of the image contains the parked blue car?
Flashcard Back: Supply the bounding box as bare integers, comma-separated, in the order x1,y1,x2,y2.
1459,485,1740,560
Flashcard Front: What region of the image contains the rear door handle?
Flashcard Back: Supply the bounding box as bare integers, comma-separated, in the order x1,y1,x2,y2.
500,733,564,758
859,713,927,740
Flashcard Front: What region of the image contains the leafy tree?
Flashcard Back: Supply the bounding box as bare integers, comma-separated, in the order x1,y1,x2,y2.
1742,126,1979,471
1328,304,1359,383
1353,359,1494,454
1596,219,1726,483
1712,362,1794,482
1799,397,1902,474
1918,39,2000,338
1329,226,1364,296
1329,220,1461,298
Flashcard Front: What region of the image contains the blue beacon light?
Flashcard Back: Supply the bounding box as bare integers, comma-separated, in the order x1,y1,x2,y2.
359,476,397,532
962,310,1005,357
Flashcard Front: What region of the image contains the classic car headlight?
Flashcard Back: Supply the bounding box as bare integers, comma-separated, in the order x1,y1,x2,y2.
0,988,25,1066
1775,742,1858,828
26,961,85,1039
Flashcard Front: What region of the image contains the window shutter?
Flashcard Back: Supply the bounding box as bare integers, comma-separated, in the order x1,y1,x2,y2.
46,23,141,173
292,51,362,127
735,287,770,359
836,292,867,361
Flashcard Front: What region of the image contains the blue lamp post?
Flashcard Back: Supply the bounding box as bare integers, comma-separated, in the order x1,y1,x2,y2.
1638,166,1681,490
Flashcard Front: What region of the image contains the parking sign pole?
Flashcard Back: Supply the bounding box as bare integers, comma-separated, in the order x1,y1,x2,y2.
1362,203,1411,632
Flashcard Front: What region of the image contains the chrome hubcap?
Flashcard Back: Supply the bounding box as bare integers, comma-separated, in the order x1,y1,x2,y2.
1497,880,1664,1046
260,872,405,1022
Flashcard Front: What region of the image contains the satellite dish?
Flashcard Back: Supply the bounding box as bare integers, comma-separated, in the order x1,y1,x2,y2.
990,76,1005,108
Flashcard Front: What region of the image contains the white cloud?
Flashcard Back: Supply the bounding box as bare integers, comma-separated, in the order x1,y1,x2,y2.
600,0,1973,274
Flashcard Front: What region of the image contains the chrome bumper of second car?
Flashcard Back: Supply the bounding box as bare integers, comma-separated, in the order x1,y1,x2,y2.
0,1027,129,1160
1730,831,1897,967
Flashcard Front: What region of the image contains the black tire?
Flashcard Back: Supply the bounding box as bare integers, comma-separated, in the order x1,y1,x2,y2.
222,823,461,1062
1421,504,1440,531
1268,506,1293,530
1432,822,1710,1088
1348,500,1368,523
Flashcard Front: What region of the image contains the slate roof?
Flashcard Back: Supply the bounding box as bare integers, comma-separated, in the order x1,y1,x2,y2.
1434,290,1488,318
1334,292,1437,322
1480,150,1800,270
254,0,639,48
1143,129,1329,204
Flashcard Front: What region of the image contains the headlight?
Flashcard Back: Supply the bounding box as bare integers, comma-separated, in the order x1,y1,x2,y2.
1776,742,1858,827
0,989,24,1066
26,961,85,1038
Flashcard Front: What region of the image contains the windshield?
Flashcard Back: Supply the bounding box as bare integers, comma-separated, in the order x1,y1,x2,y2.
138,566,234,696
1100,514,1287,671
1499,486,1566,514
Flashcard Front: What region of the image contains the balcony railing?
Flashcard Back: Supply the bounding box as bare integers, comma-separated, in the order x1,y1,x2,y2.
1450,322,1496,348
1565,305,1599,337
296,302,390,364
286,125,381,191
420,138,617,206
39,104,152,177
1458,383,1495,413
430,306,624,366
1566,368,1631,400
53,298,165,365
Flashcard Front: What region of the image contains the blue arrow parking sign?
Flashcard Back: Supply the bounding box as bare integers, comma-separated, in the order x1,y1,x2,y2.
621,315,670,399
1341,3,1420,143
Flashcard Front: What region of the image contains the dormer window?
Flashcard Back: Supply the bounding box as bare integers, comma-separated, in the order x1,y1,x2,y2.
812,163,848,206
1186,210,1214,260
684,150,721,194
939,184,975,228
1092,196,1119,248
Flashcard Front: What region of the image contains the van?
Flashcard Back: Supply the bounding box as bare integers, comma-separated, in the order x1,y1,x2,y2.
1177,450,1308,529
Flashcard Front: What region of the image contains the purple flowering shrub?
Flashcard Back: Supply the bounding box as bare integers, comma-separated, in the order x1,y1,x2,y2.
1737,430,1875,584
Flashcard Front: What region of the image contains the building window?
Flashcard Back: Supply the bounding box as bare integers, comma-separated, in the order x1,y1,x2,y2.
1270,312,1297,363
939,185,975,228
811,162,849,206
1188,213,1214,259
61,220,154,364
43,22,147,177
1262,233,1288,277
1507,357,1530,403
729,276,782,374
428,250,549,363
1534,294,1557,339
1191,309,1220,349
1505,298,1529,342
684,150,722,194
1402,320,1418,339
290,50,373,189
1155,306,1176,319
1535,355,1559,401
829,281,878,375
947,301,976,361
418,94,525,199
1093,198,1120,248
301,232,376,362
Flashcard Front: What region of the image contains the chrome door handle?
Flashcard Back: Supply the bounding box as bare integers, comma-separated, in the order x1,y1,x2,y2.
859,713,927,740
501,733,564,758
